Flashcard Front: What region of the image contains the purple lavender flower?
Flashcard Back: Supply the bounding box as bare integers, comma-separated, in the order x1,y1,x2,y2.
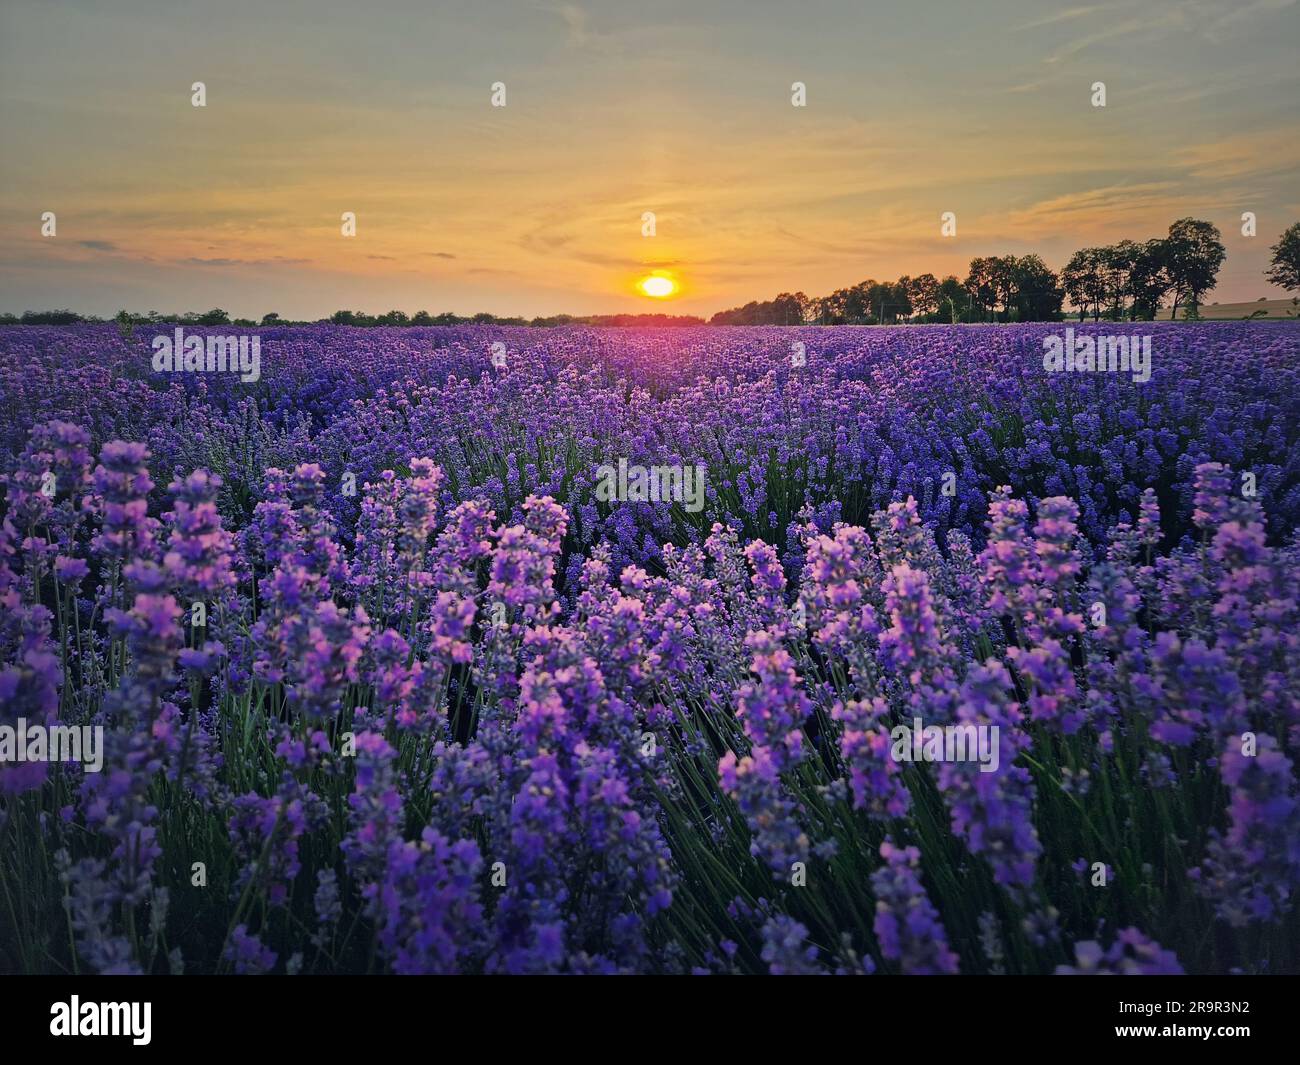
1195,734,1300,927
1055,927,1183,975
937,660,1041,894
224,924,277,975
760,914,824,975
871,839,959,975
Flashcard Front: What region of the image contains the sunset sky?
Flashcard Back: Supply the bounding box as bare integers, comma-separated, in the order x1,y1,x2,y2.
1,0,1297,319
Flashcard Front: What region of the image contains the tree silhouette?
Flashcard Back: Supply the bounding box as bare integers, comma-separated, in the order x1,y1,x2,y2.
1265,222,1300,295
1164,218,1225,320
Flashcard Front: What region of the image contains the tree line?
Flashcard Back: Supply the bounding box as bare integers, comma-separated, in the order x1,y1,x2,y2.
711,219,1300,325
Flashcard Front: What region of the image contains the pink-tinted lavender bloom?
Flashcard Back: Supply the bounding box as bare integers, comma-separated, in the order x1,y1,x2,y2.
1137,487,1161,548
91,441,159,574
833,697,910,819
718,746,809,876
978,487,1037,630
878,563,950,687
163,470,236,600
105,592,183,693
872,498,934,571
1006,639,1083,734
743,539,788,629
801,524,882,688
428,590,477,666
395,457,445,559
4,420,92,550
1031,496,1085,640
735,628,811,767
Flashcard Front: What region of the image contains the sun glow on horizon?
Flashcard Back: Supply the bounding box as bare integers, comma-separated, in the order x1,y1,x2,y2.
638,275,677,299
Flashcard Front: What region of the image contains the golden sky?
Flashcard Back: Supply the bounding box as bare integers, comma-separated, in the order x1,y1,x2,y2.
2,0,1298,318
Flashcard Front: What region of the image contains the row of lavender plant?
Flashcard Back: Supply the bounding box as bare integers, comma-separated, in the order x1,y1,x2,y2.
4,324,1297,568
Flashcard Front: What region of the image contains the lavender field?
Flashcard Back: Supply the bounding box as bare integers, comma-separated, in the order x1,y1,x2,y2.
2,321,1298,975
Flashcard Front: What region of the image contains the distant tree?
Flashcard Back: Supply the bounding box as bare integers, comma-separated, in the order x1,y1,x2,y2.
833,290,853,324
964,258,998,322
894,275,913,320
908,273,940,318
331,310,361,325
841,282,872,324
375,310,410,326
936,276,966,323
1061,248,1106,321
990,256,1021,320
1163,218,1225,320
411,310,433,325
866,281,911,323
886,280,913,322
812,290,845,324
1010,255,1064,321
1127,239,1171,320
260,313,282,326
20,309,83,325
1098,242,1140,320
770,292,806,324
197,308,231,325
1265,221,1300,294
1060,252,1088,320
863,281,889,323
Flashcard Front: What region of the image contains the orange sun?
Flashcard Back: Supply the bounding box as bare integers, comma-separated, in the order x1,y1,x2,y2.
638,274,677,298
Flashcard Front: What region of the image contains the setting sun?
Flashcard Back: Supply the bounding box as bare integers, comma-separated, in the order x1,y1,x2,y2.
639,275,676,299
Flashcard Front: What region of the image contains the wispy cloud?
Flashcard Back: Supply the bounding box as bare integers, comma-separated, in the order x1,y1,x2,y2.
1175,129,1300,180
1007,183,1184,235
1014,5,1109,31
178,256,310,267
